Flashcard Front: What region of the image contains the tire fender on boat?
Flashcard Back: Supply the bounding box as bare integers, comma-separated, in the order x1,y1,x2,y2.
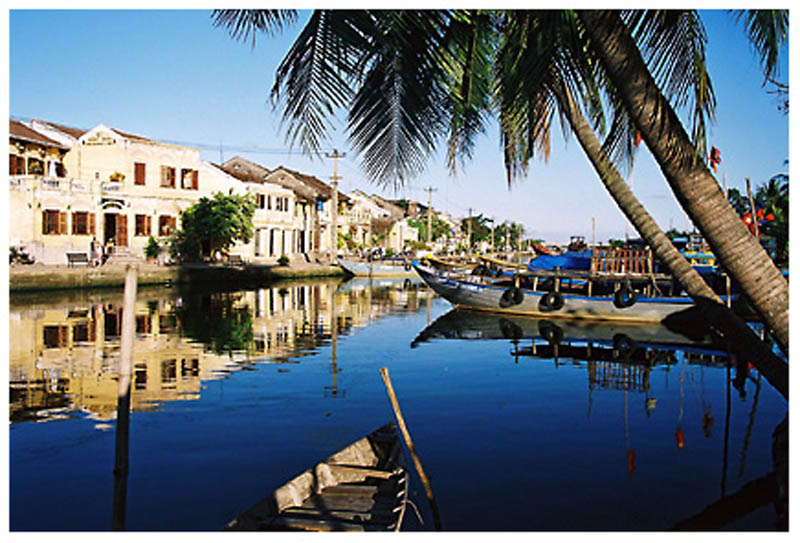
614,285,638,309
500,286,524,308
404,263,411,271
539,291,564,311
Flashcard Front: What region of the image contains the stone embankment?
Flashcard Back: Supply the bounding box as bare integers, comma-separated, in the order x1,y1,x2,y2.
9,261,347,292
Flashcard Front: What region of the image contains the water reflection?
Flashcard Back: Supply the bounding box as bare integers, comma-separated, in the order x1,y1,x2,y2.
9,277,432,424
411,308,788,530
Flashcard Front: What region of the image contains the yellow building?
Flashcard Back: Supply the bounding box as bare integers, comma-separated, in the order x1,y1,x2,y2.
9,119,312,264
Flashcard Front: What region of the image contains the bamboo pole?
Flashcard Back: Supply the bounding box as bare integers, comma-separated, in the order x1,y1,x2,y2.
379,367,441,530
745,177,760,238
112,264,138,531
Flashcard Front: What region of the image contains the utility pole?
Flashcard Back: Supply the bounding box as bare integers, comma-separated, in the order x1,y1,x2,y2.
467,208,473,255
326,150,345,264
425,186,437,247
490,218,495,254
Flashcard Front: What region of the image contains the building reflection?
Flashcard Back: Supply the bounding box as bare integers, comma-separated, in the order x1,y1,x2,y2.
9,278,432,423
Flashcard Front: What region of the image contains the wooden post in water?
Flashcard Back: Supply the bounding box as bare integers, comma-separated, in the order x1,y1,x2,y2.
112,264,138,531
379,367,441,530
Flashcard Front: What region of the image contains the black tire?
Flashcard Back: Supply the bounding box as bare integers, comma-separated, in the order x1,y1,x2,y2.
539,291,564,311
499,318,523,339
403,278,412,289
404,263,411,271
614,285,638,309
500,287,523,308
538,320,563,345
613,333,635,359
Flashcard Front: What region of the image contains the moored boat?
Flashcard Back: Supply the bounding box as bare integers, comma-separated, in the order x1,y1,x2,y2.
338,257,417,278
412,261,698,324
226,422,408,532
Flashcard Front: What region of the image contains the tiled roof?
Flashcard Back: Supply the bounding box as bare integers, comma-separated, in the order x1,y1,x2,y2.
275,165,350,203
33,119,87,139
9,119,68,149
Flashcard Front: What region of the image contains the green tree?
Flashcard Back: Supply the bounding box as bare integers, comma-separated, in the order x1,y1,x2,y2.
755,173,788,265
170,192,256,261
409,215,451,243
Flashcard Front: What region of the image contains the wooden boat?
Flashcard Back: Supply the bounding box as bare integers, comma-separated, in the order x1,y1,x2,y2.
338,257,417,278
226,422,408,532
412,260,698,324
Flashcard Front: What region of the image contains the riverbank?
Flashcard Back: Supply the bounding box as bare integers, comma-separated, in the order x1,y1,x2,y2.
8,261,347,292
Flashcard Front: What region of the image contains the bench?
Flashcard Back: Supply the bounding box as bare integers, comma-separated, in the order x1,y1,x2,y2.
228,254,244,266
66,252,90,267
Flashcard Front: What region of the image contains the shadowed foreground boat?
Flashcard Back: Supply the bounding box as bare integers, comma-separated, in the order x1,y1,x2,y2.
226,423,408,531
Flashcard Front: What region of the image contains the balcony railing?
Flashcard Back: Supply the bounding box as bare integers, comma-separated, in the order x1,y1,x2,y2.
101,181,122,193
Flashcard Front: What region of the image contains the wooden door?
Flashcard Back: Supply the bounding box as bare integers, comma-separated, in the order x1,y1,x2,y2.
116,214,128,247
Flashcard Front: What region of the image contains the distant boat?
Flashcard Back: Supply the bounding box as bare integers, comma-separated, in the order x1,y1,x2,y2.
338,257,417,278
412,261,700,324
226,422,408,532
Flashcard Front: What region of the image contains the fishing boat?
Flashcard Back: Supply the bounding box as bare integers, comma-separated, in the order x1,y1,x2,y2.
226,422,408,532
412,260,702,324
338,257,417,278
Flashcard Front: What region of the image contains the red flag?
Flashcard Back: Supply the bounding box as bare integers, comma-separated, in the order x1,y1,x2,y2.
634,131,643,147
709,147,722,172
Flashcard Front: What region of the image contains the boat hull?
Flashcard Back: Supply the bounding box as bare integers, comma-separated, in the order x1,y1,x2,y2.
338,258,417,278
414,263,695,324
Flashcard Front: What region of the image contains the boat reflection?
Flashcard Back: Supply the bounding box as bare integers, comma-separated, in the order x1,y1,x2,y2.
8,277,432,423
411,308,787,530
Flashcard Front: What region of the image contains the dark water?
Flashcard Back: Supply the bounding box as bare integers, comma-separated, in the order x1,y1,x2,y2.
9,277,787,531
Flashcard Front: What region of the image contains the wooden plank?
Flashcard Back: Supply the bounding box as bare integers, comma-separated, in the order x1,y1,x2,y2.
259,516,367,532
282,507,396,524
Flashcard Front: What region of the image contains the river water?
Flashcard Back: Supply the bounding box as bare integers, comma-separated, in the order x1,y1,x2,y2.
9,277,787,531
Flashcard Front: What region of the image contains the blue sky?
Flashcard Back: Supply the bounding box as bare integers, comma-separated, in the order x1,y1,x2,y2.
8,9,789,243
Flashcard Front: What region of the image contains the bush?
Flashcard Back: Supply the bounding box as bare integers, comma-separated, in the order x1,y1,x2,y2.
277,254,290,266
144,236,161,260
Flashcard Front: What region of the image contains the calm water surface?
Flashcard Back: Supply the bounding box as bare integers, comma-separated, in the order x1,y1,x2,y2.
9,277,787,531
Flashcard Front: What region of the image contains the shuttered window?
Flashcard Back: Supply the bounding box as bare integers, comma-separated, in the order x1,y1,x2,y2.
71,212,95,235
134,162,146,185
135,214,152,236
43,210,67,235
160,166,176,188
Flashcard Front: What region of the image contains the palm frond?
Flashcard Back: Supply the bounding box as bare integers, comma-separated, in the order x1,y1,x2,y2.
211,9,298,47
347,11,451,187
271,10,376,156
732,10,789,83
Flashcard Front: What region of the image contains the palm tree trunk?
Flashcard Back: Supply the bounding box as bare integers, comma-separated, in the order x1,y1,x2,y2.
576,10,789,356
554,82,787,399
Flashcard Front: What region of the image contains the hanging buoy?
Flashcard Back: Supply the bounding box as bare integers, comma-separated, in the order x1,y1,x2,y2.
613,333,635,357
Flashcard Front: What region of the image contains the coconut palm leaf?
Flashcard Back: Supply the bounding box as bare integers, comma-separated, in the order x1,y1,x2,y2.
347,11,451,186
211,9,298,46
732,10,788,83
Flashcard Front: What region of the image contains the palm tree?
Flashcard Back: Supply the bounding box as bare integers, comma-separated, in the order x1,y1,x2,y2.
575,11,788,355
212,9,788,393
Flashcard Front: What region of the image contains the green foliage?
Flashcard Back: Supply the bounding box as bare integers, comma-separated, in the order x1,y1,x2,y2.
756,173,788,265
384,247,394,258
409,215,451,243
170,192,256,261
278,254,290,266
175,291,254,355
144,236,161,260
